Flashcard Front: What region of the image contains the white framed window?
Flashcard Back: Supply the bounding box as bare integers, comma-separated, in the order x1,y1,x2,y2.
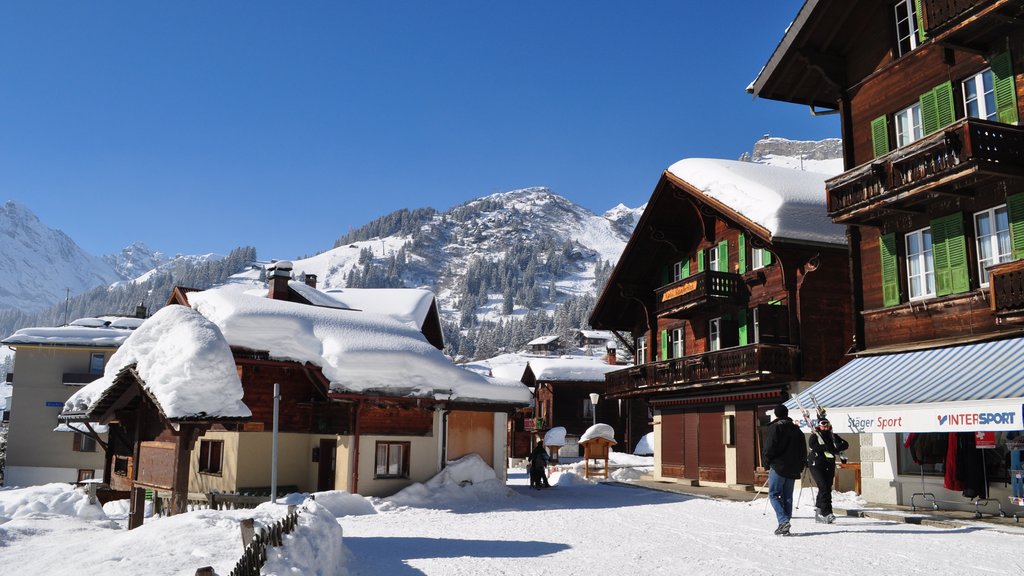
672,261,685,282
709,318,721,352
670,328,684,359
895,103,923,148
636,335,647,363
894,0,920,57
752,308,761,343
708,248,718,273
751,247,766,270
975,205,1011,286
198,440,223,474
963,69,996,121
375,441,409,478
906,227,935,300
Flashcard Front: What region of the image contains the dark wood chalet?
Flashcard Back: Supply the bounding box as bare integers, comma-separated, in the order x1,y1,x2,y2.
750,0,1024,507
590,161,853,488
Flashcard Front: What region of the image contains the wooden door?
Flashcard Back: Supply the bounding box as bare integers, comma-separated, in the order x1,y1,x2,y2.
660,412,684,478
447,411,494,464
698,410,726,483
735,407,756,485
317,439,336,491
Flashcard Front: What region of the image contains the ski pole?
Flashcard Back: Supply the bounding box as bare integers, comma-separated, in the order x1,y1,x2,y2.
749,477,769,503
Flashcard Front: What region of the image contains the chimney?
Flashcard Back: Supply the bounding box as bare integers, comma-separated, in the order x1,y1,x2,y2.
135,303,148,319
305,274,318,289
605,341,617,365
267,260,294,300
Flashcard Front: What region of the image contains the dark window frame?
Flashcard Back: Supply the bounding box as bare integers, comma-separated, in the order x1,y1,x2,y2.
198,439,224,475
374,441,411,479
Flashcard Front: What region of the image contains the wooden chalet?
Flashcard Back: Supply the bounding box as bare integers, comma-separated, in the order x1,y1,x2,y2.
62,261,528,527
589,160,853,488
750,0,1024,507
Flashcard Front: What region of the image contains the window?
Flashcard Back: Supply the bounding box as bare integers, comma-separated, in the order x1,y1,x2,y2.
375,441,410,479
670,328,684,359
708,248,718,273
751,247,766,270
583,398,595,420
636,335,647,363
198,439,223,474
963,69,996,120
895,103,923,147
905,227,935,300
894,0,920,57
77,469,95,483
671,260,687,282
709,318,721,352
89,353,105,375
975,205,1011,286
752,308,761,343
72,432,96,453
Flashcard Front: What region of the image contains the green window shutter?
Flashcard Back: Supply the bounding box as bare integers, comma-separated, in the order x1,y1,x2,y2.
737,309,748,346
717,240,728,272
932,213,969,296
934,81,955,128
992,51,1019,125
697,251,705,272
681,260,690,279
1008,192,1024,260
763,250,772,266
738,233,747,274
660,329,668,361
871,116,890,158
880,233,900,307
920,89,938,134
914,0,927,44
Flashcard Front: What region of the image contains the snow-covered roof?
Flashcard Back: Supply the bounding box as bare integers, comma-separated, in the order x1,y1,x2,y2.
2,319,138,347
527,335,560,346
63,305,250,421
314,285,436,329
666,158,845,245
578,330,614,341
190,285,528,405
526,356,621,382
579,423,616,443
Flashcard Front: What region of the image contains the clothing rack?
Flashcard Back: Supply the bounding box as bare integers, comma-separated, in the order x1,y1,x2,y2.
1008,447,1023,522
910,459,1006,519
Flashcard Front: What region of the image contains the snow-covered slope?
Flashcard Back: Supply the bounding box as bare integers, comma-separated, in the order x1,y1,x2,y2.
0,201,122,312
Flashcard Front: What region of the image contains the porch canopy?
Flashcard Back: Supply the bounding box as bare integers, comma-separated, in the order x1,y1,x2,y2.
784,337,1024,434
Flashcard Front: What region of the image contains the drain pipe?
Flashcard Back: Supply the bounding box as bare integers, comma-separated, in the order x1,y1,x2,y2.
351,399,363,494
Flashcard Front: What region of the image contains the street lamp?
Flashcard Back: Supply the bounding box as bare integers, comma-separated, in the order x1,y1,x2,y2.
589,393,600,427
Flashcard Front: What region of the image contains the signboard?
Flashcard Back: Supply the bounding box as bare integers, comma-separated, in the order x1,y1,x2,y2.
661,280,698,302
793,399,1024,434
975,431,997,449
45,401,63,407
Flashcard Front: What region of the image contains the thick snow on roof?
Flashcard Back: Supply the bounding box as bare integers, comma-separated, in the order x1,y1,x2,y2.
527,335,560,346
190,285,529,405
580,423,617,443
2,321,136,347
63,305,251,420
578,329,614,341
667,158,845,245
527,356,621,382
461,353,532,382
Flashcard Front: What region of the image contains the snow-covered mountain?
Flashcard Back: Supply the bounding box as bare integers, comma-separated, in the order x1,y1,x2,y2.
103,241,170,280
0,201,123,312
740,136,844,175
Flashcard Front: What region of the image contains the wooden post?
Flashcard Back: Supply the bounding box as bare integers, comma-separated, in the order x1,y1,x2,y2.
128,486,146,530
240,518,256,545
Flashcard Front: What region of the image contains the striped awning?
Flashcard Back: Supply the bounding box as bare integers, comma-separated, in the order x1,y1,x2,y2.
785,337,1024,434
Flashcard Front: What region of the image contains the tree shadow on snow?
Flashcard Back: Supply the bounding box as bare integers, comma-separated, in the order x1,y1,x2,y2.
344,536,569,576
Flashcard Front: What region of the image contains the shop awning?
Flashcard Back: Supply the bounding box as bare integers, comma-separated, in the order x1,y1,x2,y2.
785,337,1024,434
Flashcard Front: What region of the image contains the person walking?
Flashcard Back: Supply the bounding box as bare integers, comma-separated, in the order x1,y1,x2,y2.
529,441,551,489
761,404,806,536
807,417,849,523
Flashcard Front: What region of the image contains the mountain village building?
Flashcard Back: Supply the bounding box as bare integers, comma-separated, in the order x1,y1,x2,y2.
750,0,1024,509
589,159,853,489
57,261,529,525
2,311,146,486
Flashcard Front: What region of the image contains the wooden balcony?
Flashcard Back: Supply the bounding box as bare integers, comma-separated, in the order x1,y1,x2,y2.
990,259,1024,318
924,0,1024,46
826,118,1024,224
604,344,800,399
655,270,748,318
63,372,102,386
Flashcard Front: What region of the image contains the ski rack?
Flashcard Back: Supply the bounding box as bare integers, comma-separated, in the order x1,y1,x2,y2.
910,455,1007,520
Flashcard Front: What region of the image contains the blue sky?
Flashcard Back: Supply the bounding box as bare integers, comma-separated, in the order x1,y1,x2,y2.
1,1,838,261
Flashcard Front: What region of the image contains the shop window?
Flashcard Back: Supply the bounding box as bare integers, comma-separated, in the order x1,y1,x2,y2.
905,227,935,300
375,441,410,479
198,439,223,475
899,432,1011,483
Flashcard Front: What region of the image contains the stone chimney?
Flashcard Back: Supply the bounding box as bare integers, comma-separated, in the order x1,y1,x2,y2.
305,274,318,289
605,341,617,365
267,260,294,300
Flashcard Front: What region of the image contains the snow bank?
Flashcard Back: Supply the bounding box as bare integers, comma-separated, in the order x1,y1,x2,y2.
0,483,107,523
544,426,567,446
633,432,654,455
378,454,515,509
261,499,349,576
311,490,377,517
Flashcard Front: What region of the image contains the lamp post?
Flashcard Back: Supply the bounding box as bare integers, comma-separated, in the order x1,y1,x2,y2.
589,393,600,427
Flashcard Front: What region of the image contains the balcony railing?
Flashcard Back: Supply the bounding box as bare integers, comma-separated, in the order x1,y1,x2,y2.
923,0,983,33
826,118,1024,222
604,344,800,398
63,372,102,386
989,259,1024,316
655,270,748,317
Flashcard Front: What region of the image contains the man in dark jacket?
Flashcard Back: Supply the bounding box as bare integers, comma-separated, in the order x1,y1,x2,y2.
807,417,849,523
762,404,806,535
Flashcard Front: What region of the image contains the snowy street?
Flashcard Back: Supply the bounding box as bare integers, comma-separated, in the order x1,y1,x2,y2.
340,465,1021,576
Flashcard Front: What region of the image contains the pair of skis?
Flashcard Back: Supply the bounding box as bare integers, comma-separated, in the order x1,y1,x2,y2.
793,391,848,463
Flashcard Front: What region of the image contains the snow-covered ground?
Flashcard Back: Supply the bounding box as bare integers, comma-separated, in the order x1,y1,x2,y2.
0,453,1020,576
